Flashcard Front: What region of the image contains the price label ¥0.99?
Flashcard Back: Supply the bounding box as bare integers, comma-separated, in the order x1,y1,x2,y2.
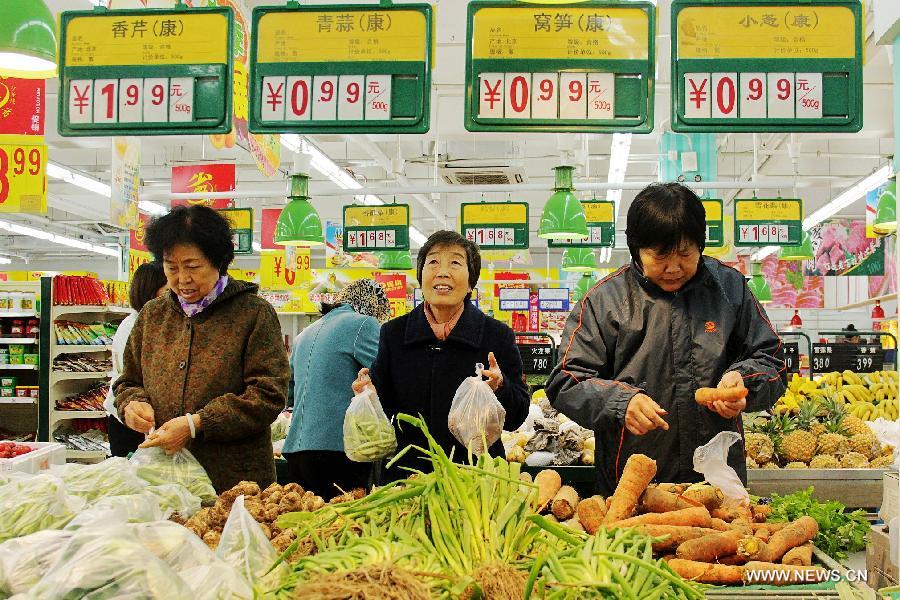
0,142,47,213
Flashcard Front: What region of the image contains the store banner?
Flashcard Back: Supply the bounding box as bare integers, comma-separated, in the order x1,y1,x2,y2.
0,77,45,136
528,293,539,332
0,135,47,214
730,255,824,309
111,137,140,229
374,273,406,300
128,212,154,277
869,236,897,297
804,219,884,277
260,248,312,290
171,163,235,209
261,207,281,250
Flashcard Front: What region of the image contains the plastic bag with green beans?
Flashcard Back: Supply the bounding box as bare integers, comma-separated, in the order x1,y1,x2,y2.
52,457,148,502
0,474,85,542
343,389,397,462
130,447,217,503
448,363,506,454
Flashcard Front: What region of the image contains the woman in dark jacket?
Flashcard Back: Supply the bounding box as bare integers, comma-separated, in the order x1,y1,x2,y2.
353,230,529,479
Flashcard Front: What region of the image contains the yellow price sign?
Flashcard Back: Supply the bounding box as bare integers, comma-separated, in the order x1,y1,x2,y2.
735,199,801,221
344,205,409,227
582,201,614,223
128,249,154,278
388,298,408,319
0,140,47,214
461,202,528,225
64,12,229,67
702,200,722,220
676,6,855,60
260,249,312,291
257,10,427,63
472,7,650,61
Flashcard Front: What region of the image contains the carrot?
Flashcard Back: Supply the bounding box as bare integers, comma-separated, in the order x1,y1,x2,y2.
675,528,745,562
742,562,828,585
551,485,579,521
711,504,753,523
782,543,813,566
666,559,745,585
535,469,562,513
657,483,688,494
754,527,771,543
641,487,697,513
635,525,723,551
695,386,749,407
752,504,772,522
709,518,732,531
603,454,657,524
576,497,606,534
611,506,711,529
738,516,818,563
717,554,747,566
752,521,787,533
682,486,725,511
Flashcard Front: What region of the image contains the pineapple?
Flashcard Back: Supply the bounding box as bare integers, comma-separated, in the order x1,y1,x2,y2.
870,455,894,469
780,414,816,464
842,414,869,437
816,405,850,457
744,418,775,465
849,433,880,460
809,421,826,438
762,462,781,469
785,461,807,469
810,454,840,469
840,452,869,468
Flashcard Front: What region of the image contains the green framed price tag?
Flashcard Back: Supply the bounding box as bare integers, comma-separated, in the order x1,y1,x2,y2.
464,1,656,133
220,208,253,255
733,198,802,246
671,0,863,133
549,201,615,248
460,202,530,249
702,199,725,248
249,3,432,134
57,6,233,136
343,204,410,252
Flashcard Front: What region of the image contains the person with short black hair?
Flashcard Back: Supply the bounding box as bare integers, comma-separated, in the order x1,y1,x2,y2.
104,261,167,457
353,230,529,480
547,183,787,494
114,205,290,492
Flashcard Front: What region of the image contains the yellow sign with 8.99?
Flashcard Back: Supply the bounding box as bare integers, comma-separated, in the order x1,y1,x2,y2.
0,139,47,214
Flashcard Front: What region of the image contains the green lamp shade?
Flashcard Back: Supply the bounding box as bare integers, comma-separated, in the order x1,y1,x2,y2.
779,231,814,261
538,165,589,240
0,0,57,78
748,274,772,303
377,250,413,270
561,248,596,272
274,198,324,246
572,273,596,302
874,180,897,236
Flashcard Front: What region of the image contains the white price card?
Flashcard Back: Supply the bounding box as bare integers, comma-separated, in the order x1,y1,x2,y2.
169,77,193,123
767,73,794,119
531,72,558,119
683,74,711,119
68,80,93,124
384,229,396,247
586,72,614,120
559,73,587,119
143,78,168,122
504,73,531,119
118,78,143,123
93,79,119,124
364,75,391,120
376,230,386,248
286,76,312,121
312,76,338,120
795,72,823,119
739,73,766,119
479,73,504,118
260,76,287,121
712,73,738,119
347,231,359,248
338,75,364,121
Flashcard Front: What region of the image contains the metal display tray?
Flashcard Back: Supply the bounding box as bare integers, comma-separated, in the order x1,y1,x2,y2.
748,468,889,509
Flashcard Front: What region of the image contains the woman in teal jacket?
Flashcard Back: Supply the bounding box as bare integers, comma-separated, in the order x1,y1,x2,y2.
282,279,390,497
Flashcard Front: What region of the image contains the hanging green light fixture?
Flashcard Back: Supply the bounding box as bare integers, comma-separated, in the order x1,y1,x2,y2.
274,172,324,246
874,179,897,236
0,0,57,79
779,230,814,261
538,166,589,240
572,273,597,303
561,248,596,272
377,250,413,270
747,262,772,303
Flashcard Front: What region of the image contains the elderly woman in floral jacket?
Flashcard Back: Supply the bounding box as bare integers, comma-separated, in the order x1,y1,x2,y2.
114,205,290,492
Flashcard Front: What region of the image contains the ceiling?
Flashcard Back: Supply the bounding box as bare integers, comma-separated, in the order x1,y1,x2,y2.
2,0,893,272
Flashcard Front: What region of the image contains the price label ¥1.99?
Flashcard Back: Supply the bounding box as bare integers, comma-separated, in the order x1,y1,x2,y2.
0,141,47,213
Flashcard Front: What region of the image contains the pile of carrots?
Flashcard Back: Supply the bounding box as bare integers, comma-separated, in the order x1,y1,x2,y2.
532,454,827,586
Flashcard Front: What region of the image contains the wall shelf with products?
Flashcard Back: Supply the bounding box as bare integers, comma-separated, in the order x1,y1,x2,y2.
0,280,42,443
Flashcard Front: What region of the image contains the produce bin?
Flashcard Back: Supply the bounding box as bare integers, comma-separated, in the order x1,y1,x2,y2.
748,468,889,509
0,441,66,474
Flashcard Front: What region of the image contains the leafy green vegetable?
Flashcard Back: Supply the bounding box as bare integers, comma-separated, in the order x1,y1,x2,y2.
767,487,869,560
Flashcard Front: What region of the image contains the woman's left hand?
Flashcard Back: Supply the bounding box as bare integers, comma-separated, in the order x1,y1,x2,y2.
712,370,747,419
139,414,199,454
483,352,505,392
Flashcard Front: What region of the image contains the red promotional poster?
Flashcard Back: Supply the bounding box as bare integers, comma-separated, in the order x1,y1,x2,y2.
0,77,45,135
171,164,236,208
375,273,407,300
261,207,281,250
129,212,151,253
528,293,540,332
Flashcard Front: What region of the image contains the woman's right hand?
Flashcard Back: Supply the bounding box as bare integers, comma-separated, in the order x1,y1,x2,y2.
124,401,156,434
352,368,375,395
625,393,669,436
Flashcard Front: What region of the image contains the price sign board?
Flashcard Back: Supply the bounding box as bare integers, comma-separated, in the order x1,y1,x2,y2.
499,288,530,312
0,138,47,214
671,1,863,133
810,343,884,374
703,199,725,247
783,342,800,374
260,248,312,291
58,7,233,136
518,343,554,375
460,202,529,249
249,4,432,134
537,288,570,312
548,201,615,248
219,208,253,255
342,204,410,252
734,199,802,247
465,1,655,133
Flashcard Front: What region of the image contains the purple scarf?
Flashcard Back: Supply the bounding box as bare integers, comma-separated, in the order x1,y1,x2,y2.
178,276,229,318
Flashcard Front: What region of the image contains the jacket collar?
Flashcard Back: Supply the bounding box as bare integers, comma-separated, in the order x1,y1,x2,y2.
630,257,715,297
166,277,258,316
404,301,484,348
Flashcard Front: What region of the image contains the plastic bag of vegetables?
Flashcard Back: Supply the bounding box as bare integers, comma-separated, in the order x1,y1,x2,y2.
0,474,84,542
0,529,74,596
144,483,202,518
179,561,254,600
343,389,397,462
51,457,147,501
65,492,164,528
131,521,217,572
130,446,217,503
447,363,506,454
216,495,288,590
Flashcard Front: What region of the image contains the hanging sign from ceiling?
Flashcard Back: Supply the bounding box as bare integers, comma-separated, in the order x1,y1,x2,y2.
460,202,530,250
219,207,253,255
342,204,410,252
0,137,47,214
464,1,656,133
733,198,802,247
703,199,725,248
57,6,233,137
671,1,863,133
249,4,432,134
549,201,615,248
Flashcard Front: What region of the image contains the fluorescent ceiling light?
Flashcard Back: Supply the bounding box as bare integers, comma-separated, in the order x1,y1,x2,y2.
606,133,631,216
282,134,384,207
0,256,11,265
138,201,167,216
409,226,427,247
47,162,111,197
0,219,118,257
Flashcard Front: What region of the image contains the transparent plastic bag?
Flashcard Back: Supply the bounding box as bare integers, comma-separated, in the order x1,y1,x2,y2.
0,474,85,542
51,457,147,501
0,529,74,596
144,483,202,518
447,363,506,454
131,521,216,572
693,431,750,504
343,389,397,462
179,561,254,600
66,493,164,528
130,446,217,503
216,495,289,591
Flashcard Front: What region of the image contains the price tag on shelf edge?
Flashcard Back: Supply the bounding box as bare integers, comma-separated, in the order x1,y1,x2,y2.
517,343,554,375
499,287,530,312
782,342,799,375
810,343,884,374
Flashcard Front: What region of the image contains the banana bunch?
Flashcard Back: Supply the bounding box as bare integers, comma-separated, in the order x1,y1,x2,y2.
776,371,899,419
848,400,898,421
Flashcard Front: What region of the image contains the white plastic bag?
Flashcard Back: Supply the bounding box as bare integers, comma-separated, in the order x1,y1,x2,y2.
0,529,74,596
131,521,217,572
0,474,85,542
51,457,147,501
144,483,202,518
693,431,750,504
179,561,254,600
216,495,289,591
343,389,397,462
448,363,506,454
130,446,217,503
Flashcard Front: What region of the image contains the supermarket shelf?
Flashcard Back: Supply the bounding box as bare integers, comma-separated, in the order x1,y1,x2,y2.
65,449,107,461
0,397,36,404
0,312,37,318
0,364,38,370
52,344,111,355
52,409,107,421
52,305,130,319
0,338,37,344
51,371,112,383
